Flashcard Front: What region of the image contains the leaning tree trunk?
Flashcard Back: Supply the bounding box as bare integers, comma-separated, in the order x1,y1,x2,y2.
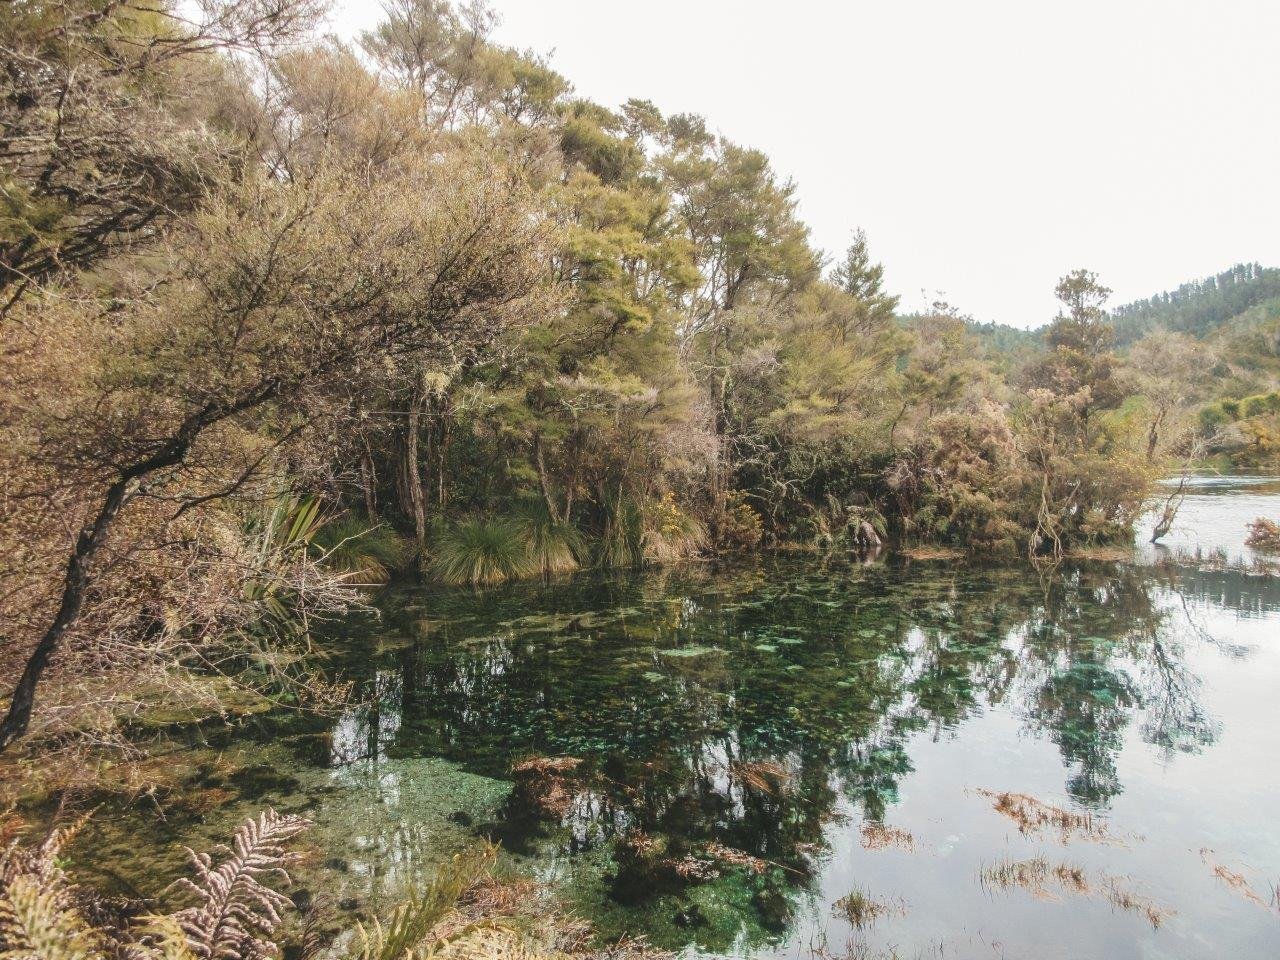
0,477,132,751
0,375,288,753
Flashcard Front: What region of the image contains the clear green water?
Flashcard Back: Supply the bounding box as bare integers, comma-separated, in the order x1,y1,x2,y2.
64,477,1280,959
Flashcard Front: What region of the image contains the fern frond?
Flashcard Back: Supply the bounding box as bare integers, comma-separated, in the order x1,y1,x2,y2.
171,810,310,960
344,845,497,960
133,916,200,960
0,874,103,960
1,809,95,891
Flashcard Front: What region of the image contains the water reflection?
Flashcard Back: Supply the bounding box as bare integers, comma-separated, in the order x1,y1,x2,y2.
317,554,1260,952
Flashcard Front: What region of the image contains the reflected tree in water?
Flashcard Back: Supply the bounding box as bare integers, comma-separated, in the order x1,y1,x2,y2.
314,557,1228,943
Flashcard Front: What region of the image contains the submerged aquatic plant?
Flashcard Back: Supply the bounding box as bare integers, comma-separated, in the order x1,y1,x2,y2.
510,755,584,819
431,518,537,587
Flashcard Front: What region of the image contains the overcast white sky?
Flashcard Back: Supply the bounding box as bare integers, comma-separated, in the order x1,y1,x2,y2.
327,0,1280,328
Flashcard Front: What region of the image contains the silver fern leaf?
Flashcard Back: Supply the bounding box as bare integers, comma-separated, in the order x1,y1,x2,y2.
171,810,310,960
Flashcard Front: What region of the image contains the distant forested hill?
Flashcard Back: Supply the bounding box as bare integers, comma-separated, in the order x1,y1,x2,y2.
944,263,1280,357
965,320,1042,355
966,263,1280,357
1109,263,1280,345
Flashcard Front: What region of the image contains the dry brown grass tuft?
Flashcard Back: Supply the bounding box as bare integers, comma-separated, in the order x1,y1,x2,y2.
1200,848,1273,910
1245,518,1280,551
899,546,964,561
976,789,1112,843
833,887,906,929
980,857,1172,928
510,755,584,819
362,839,670,960
511,756,583,775
731,759,793,795
670,855,719,881
859,821,915,852
704,842,769,875
1065,545,1135,562
1104,878,1173,929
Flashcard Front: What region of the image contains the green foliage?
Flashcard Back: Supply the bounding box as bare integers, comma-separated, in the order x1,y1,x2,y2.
4,0,1239,760
716,491,764,549
560,101,644,183
964,319,1042,356
804,498,887,554
891,400,1024,550
642,492,708,563
830,229,899,329
344,845,496,960
1030,270,1125,417
239,492,328,621
1201,390,1280,463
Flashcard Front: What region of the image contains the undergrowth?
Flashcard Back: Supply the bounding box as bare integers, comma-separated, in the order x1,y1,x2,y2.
0,808,666,960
